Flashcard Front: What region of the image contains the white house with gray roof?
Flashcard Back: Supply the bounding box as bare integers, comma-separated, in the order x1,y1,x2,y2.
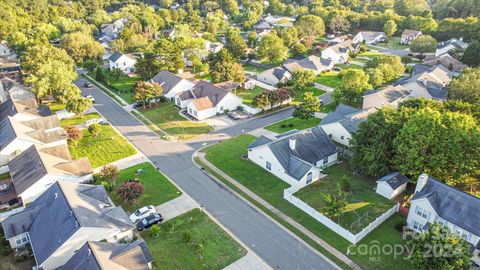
101,18,127,39
60,240,153,270
407,174,480,250
435,38,468,57
175,81,242,120
0,97,51,123
7,144,93,205
1,181,134,270
149,70,194,99
353,31,386,45
375,172,409,200
256,67,292,86
283,55,334,76
108,52,139,75
247,127,339,188
319,104,376,147
0,115,66,167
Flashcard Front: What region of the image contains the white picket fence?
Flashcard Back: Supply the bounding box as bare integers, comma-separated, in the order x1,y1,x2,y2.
284,186,399,244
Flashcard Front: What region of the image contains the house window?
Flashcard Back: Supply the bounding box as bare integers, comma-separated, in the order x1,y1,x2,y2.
415,206,430,219
340,135,344,140
412,220,421,231
266,161,271,171
323,156,329,165
15,234,29,245
306,172,313,184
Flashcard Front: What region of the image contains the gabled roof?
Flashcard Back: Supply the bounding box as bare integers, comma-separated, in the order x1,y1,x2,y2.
265,126,338,180
363,85,411,104
283,55,329,73
412,175,480,236
180,81,231,110
437,38,468,50
358,31,386,42
258,67,290,81
402,29,421,37
320,104,375,133
8,145,93,195
0,97,51,122
247,135,272,149
423,54,466,73
60,240,152,270
377,172,409,190
0,117,16,151
108,51,124,63
150,70,183,94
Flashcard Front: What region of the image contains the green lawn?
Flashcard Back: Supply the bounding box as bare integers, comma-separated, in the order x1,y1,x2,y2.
349,214,412,270
60,112,101,128
141,209,246,270
293,86,326,105
49,102,66,113
195,73,212,81
0,172,10,180
100,69,141,104
97,162,181,212
358,51,385,58
233,87,265,106
139,102,212,140
202,135,405,269
68,124,137,168
242,65,268,74
315,72,343,88
376,37,409,50
320,102,338,113
337,64,363,70
295,162,395,233
264,117,321,133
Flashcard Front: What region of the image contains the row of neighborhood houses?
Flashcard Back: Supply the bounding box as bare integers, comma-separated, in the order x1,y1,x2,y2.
0,79,153,270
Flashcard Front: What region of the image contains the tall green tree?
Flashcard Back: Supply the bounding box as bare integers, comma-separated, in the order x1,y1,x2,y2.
334,69,371,106
407,223,471,270
322,184,347,221
225,27,247,59
383,20,397,41
410,35,437,58
295,15,325,39
448,67,480,104
329,14,350,34
292,70,316,90
292,92,320,120
60,31,104,63
133,81,163,109
210,49,245,83
66,97,92,118
461,41,480,67
257,33,288,63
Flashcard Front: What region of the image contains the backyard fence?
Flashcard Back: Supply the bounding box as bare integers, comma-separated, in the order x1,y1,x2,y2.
284,186,400,244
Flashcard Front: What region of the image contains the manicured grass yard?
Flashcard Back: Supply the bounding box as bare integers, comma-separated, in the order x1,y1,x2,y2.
203,135,406,269
337,64,363,70
140,102,212,140
141,209,246,270
376,37,409,50
358,51,385,58
315,72,342,88
242,65,268,74
295,162,394,233
100,69,141,104
234,86,265,106
68,124,137,168
195,73,212,81
0,172,10,180
320,102,338,113
99,162,181,212
60,112,101,128
264,117,321,133
49,102,66,113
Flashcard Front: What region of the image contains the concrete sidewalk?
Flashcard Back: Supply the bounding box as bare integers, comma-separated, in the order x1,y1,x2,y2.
197,152,360,270
224,252,271,270
247,127,279,139
155,194,199,222
93,153,147,173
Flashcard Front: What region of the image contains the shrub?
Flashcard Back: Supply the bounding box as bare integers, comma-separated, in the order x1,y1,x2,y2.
150,225,161,238
115,182,144,204
395,220,407,232
100,181,112,191
280,124,287,128
288,123,294,127
88,123,102,137
401,56,412,64
66,126,82,141
100,164,119,187
339,176,351,192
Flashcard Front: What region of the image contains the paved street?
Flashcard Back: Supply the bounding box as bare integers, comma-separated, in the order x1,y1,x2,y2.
76,72,339,270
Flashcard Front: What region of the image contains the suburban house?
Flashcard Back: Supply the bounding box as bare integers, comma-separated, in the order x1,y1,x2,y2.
101,18,127,39
205,40,224,54
435,38,468,57
283,55,334,75
0,41,17,61
362,65,454,109
155,28,175,40
1,181,134,270
407,174,480,250
149,70,194,99
7,144,93,205
175,81,243,120
375,172,409,200
60,240,153,270
253,16,275,36
353,31,386,45
108,52,140,75
247,126,339,188
0,97,51,122
319,104,376,147
0,78,36,104
400,29,422,45
256,67,292,86
321,43,351,64
423,54,467,74
0,115,67,167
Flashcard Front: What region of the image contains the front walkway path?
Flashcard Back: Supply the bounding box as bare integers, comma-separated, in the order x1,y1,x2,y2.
224,252,271,270
247,127,279,139
196,152,362,270
155,193,199,222
92,153,147,173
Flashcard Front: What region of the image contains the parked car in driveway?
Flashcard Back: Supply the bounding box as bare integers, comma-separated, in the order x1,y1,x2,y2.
132,102,142,109
227,111,240,120
333,67,342,72
84,82,92,88
136,213,163,231
130,205,156,223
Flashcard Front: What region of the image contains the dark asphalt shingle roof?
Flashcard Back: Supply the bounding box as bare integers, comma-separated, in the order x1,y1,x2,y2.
0,98,16,121
412,175,480,236
108,51,123,62
268,126,338,180
320,104,360,125
321,104,372,133
179,81,229,105
8,145,47,195
377,172,409,190
150,70,183,95
247,135,272,149
0,118,16,151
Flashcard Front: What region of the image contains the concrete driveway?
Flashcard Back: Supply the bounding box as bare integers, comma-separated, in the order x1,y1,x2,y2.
155,194,199,222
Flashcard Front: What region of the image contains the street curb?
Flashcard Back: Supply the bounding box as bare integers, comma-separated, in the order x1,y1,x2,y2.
191,146,344,270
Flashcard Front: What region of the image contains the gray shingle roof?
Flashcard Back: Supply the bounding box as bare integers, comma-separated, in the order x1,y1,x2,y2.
268,126,338,180
377,172,409,190
247,135,272,149
150,70,183,95
8,145,48,195
108,51,123,63
0,117,15,151
0,98,15,121
320,104,360,125
180,81,229,106
412,175,480,236
320,104,373,133
272,67,289,80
